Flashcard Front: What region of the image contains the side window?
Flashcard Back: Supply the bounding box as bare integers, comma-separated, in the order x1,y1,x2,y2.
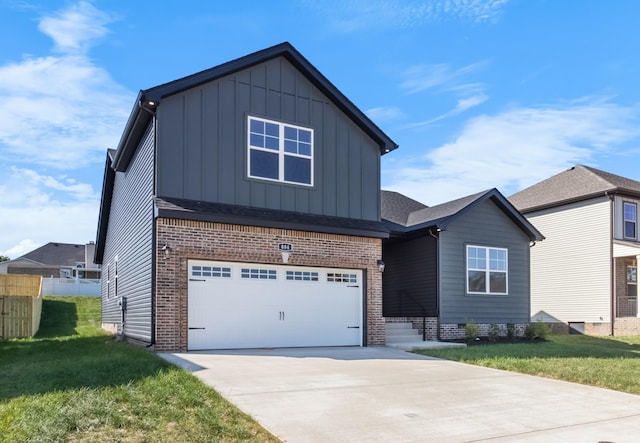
466,245,508,295
624,202,637,239
248,116,313,186
106,263,111,300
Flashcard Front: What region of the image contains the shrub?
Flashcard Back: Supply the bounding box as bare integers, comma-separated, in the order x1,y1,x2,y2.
533,320,551,339
464,321,480,342
488,323,501,342
506,323,516,341
523,321,551,341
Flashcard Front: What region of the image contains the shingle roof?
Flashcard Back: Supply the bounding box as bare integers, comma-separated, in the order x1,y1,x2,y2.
382,189,543,241
380,191,428,226
509,165,640,213
20,242,85,267
155,197,390,239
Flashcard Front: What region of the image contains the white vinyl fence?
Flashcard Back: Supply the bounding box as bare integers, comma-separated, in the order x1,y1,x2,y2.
41,278,101,296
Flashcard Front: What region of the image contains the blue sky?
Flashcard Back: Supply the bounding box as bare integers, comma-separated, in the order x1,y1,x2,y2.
1,0,639,257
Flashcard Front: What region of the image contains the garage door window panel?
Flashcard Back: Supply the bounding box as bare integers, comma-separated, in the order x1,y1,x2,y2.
286,271,319,281
192,265,231,278
327,273,357,283
241,268,277,280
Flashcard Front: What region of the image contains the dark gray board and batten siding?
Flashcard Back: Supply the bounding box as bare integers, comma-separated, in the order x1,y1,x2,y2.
383,235,438,317
101,121,155,343
155,56,381,221
438,199,532,324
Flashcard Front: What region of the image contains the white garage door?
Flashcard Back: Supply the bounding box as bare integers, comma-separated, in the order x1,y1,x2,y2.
187,260,363,350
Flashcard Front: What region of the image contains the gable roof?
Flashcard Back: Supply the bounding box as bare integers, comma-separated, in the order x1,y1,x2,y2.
17,242,86,267
112,41,398,172
382,189,544,242
509,165,640,213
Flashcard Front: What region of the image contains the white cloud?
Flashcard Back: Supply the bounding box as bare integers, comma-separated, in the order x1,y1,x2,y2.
406,93,489,128
400,61,489,95
400,61,489,127
366,106,405,122
306,0,510,32
383,98,640,205
0,2,128,257
0,167,99,258
0,2,132,169
3,239,41,260
38,1,112,55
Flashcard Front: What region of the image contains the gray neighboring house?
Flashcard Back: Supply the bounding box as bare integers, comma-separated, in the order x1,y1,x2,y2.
510,165,640,335
0,242,100,279
381,189,543,339
95,42,397,352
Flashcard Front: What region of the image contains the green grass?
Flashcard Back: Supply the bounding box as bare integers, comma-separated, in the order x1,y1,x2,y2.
0,296,279,443
416,334,640,394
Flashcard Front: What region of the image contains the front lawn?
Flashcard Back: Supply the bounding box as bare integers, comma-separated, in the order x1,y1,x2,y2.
0,296,279,443
416,334,640,394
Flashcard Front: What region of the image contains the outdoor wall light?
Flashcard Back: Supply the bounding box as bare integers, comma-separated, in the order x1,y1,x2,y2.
377,259,385,273
161,244,171,260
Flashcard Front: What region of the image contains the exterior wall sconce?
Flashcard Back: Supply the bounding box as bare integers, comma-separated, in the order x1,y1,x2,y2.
162,244,171,260
377,259,385,273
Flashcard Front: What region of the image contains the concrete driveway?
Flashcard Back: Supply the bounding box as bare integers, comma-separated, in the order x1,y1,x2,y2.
160,347,640,442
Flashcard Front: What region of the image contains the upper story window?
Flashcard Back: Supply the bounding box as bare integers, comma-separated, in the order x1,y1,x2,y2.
624,202,637,239
248,116,314,186
466,245,508,295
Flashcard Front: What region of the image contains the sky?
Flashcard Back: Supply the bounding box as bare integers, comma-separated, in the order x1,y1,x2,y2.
1,0,639,258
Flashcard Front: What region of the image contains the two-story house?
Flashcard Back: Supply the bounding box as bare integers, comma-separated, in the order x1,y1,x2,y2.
510,165,640,335
95,42,398,352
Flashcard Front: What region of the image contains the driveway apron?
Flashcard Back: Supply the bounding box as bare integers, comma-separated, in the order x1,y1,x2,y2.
160,347,640,442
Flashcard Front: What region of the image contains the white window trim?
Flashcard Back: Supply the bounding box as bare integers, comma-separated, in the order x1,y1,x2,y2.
623,201,637,240
247,116,314,186
466,245,508,295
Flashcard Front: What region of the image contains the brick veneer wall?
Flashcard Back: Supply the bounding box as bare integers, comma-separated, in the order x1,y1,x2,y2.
155,217,384,352
439,323,527,340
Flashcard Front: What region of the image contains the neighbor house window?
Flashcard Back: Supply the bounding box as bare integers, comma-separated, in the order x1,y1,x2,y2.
466,245,508,295
248,116,313,186
624,202,637,239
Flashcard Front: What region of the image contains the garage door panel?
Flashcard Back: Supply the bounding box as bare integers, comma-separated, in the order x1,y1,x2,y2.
187,260,363,350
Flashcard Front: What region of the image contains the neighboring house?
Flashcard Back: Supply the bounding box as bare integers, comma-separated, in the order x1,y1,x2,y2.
95,42,398,352
510,165,640,335
381,189,544,339
0,242,101,279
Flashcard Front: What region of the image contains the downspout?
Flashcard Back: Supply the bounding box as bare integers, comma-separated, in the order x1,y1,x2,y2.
429,228,440,340
606,191,615,336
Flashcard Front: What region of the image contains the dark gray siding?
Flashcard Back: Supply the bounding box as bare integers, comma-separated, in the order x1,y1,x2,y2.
382,236,438,317
156,56,381,221
439,200,531,324
101,121,155,342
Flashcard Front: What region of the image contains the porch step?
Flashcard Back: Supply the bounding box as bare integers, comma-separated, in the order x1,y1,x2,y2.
385,323,422,343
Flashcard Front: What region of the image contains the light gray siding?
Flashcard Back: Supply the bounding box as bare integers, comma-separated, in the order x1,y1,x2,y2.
101,121,155,342
614,195,640,242
527,197,612,323
439,200,532,324
155,56,381,221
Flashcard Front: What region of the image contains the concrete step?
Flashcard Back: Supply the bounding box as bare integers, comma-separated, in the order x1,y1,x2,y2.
385,333,423,343
385,322,414,330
